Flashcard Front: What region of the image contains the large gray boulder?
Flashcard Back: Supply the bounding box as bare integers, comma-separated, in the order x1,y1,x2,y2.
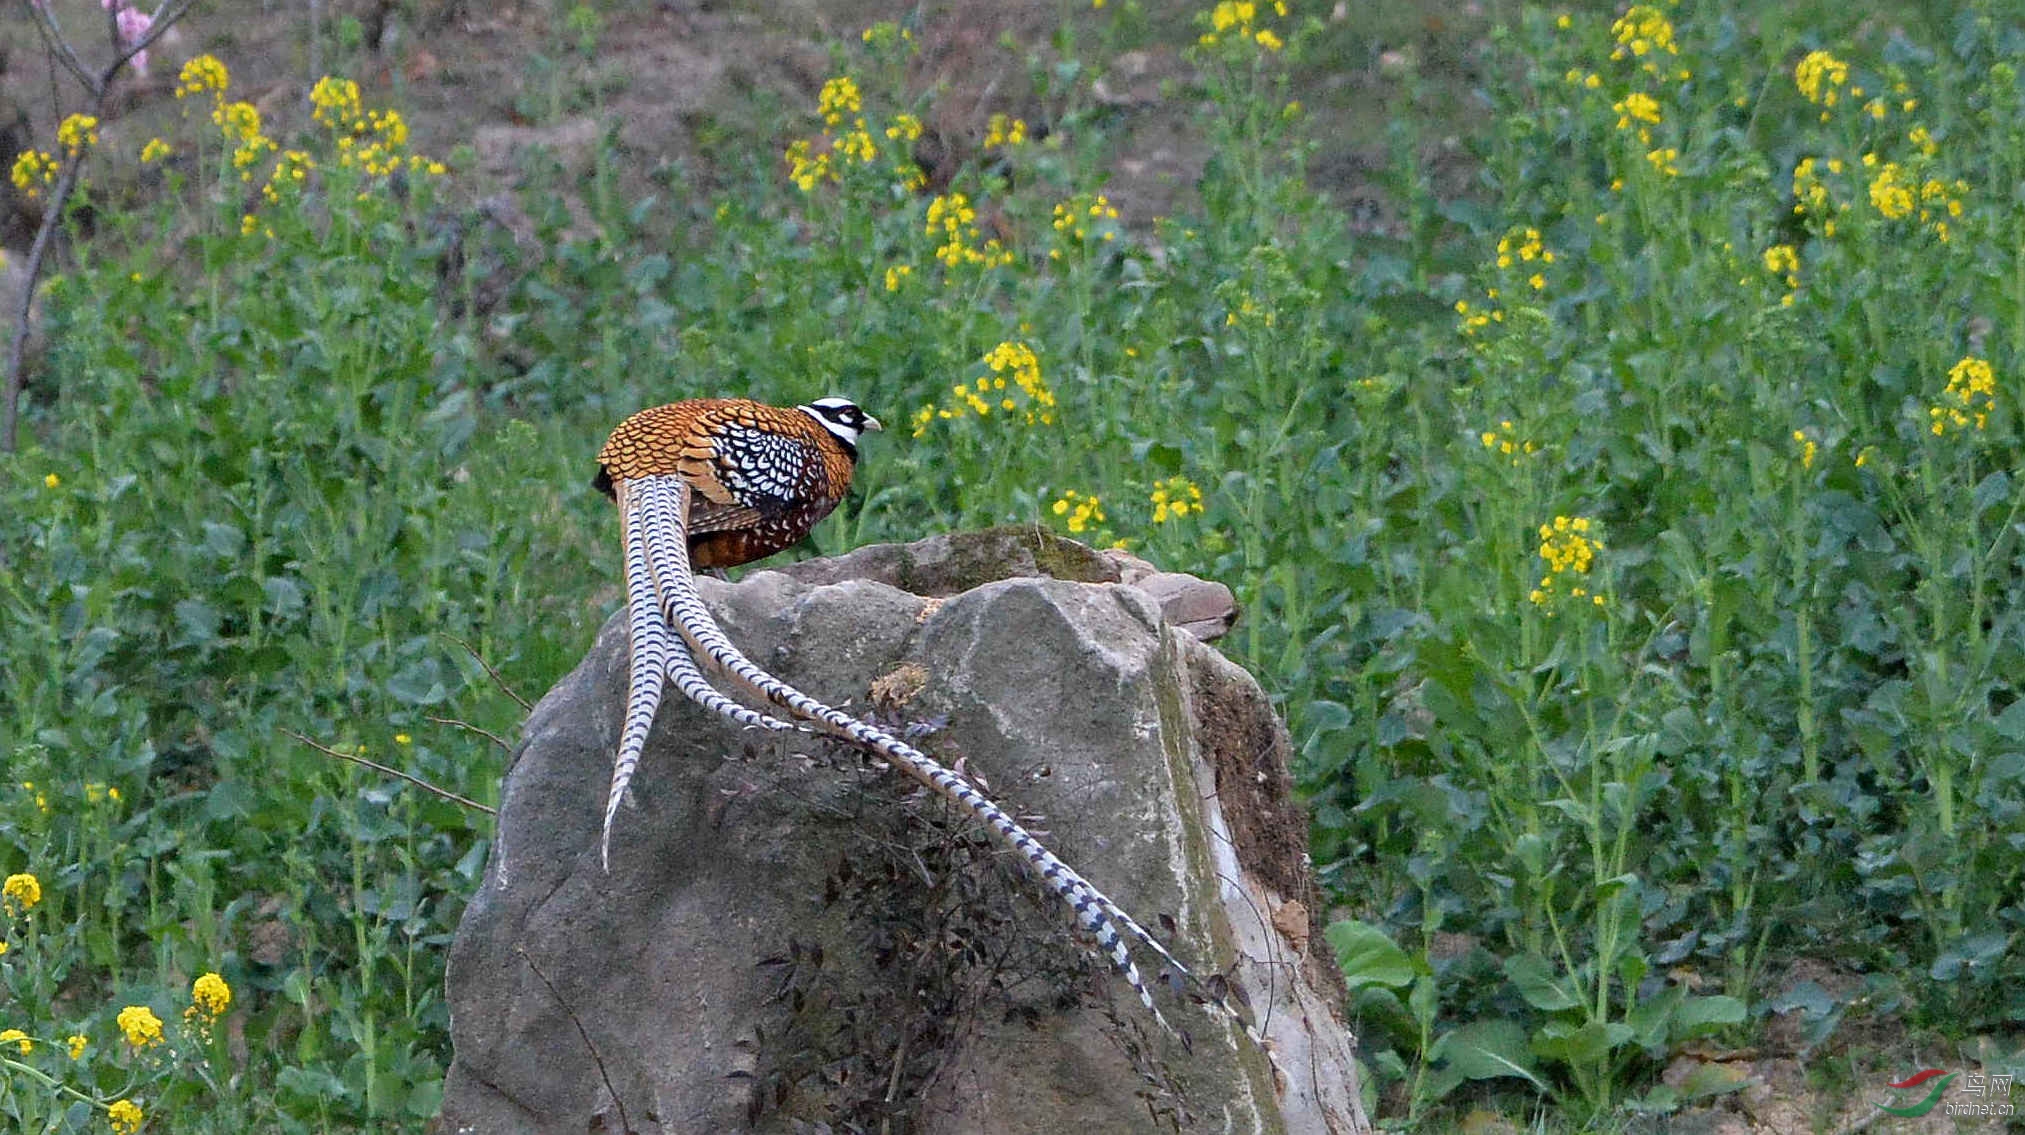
441,531,1368,1134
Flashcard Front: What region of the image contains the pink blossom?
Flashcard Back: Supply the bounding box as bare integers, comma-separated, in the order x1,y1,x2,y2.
115,6,151,40
115,5,153,73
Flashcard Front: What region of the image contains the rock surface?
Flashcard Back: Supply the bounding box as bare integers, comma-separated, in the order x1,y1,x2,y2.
440,531,1367,1134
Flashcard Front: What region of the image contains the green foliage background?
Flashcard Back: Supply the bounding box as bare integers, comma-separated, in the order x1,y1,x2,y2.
3,0,2023,1129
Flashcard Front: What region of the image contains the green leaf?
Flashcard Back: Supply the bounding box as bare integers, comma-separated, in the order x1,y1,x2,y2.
386,658,448,706
1626,982,1684,1048
1676,1060,1750,1100
174,598,224,646
1672,995,1746,1037
201,520,246,557
1531,1019,1634,1064
1994,698,2025,742
1408,973,1439,1025
1504,952,1580,1012
1326,920,1416,991
1972,470,2011,514
1431,1019,1546,1088
1627,1083,1680,1114
405,1078,446,1118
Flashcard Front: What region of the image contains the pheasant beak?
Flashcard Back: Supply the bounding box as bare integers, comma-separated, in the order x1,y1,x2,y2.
863,414,884,432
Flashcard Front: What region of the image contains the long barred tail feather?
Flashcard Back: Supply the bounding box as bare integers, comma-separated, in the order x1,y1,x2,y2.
630,474,1252,1037
605,487,678,871
604,484,798,871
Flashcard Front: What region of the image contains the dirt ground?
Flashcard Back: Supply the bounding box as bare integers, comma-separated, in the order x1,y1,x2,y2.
3,0,1455,256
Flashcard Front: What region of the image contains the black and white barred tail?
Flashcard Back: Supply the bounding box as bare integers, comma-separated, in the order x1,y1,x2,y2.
603,482,798,870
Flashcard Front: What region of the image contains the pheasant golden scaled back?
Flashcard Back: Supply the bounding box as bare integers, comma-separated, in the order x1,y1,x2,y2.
595,396,881,568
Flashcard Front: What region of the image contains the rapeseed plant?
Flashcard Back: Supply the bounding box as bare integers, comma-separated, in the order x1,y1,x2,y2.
1929,355,1996,435
1528,515,1605,609
1149,477,1204,524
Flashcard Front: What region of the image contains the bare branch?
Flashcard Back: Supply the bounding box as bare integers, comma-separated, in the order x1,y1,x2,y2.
424,715,516,753
2,153,85,452
285,730,498,815
444,632,533,711
26,2,100,95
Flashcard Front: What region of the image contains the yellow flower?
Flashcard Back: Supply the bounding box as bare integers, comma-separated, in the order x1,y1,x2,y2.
140,138,172,164
213,100,263,145
832,126,878,165
860,21,911,48
1531,516,1604,608
116,1005,164,1049
10,151,57,200
43,472,60,489
368,108,408,148
886,113,923,142
177,54,230,99
2,873,40,915
66,1034,87,1059
57,114,101,157
1050,490,1106,534
1792,429,1817,470
784,139,830,192
213,101,274,172
1762,243,1800,292
1255,29,1282,51
1211,1,1255,33
1149,477,1205,524
1929,355,1996,435
108,1099,144,1135
1868,161,1913,219
1794,50,1848,107
982,341,1055,422
0,941,8,956
1479,420,1539,463
0,1029,31,1055
1613,92,1661,131
925,192,1015,270
191,973,232,1018
983,113,1028,149
883,264,912,292
1051,192,1120,250
1644,146,1680,176
310,76,363,129
1610,5,1678,61
817,76,862,128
